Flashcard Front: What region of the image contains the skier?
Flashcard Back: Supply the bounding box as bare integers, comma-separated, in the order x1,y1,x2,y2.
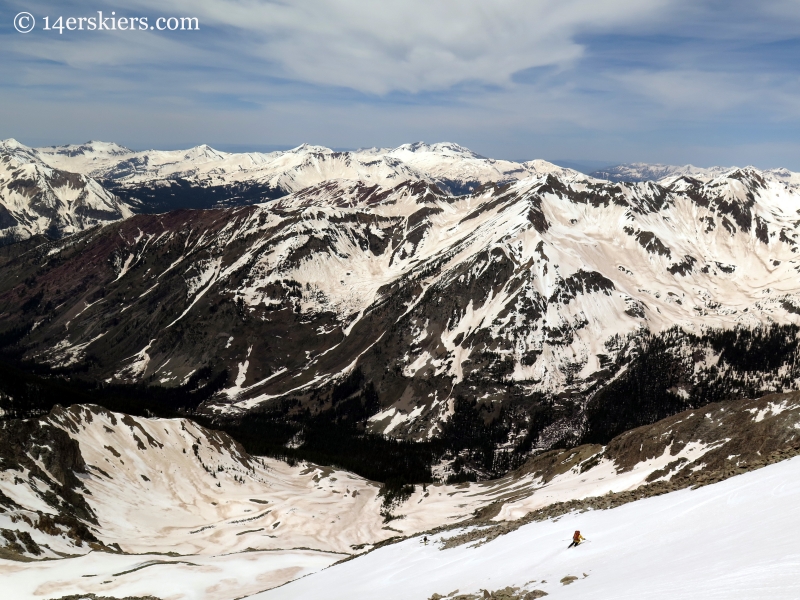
567,530,585,548
423,536,428,545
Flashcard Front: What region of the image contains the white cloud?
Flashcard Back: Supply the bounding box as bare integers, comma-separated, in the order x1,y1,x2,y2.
118,0,674,94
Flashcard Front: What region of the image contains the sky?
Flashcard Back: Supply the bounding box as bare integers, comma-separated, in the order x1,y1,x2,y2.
2,0,800,168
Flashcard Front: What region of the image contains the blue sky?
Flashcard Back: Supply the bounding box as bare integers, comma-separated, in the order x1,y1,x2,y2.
2,0,800,168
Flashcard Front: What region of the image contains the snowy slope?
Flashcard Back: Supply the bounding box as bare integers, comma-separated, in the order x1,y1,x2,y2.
3,393,799,556
254,454,800,600
0,404,479,598
0,404,391,558
0,402,693,560
0,549,340,600
0,405,545,560
0,139,133,244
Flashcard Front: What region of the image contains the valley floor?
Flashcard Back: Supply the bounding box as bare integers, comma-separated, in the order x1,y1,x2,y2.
0,548,342,600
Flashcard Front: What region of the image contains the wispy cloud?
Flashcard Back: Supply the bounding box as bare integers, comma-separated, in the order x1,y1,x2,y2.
104,0,673,94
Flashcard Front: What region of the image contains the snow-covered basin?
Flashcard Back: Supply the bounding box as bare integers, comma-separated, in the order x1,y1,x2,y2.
255,456,800,600
0,548,343,600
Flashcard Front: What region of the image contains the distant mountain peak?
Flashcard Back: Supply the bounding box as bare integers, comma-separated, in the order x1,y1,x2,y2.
0,138,25,149
590,162,799,186
181,144,228,161
289,143,335,154
0,142,133,245
392,141,483,158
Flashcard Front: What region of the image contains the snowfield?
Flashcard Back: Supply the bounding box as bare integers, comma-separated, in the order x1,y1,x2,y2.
3,396,800,599
0,548,341,600
0,405,719,559
255,455,800,600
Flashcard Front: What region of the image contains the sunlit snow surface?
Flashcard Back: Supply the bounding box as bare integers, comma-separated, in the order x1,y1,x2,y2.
256,456,800,600
0,549,340,600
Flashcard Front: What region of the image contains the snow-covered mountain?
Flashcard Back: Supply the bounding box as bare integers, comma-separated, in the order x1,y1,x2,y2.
4,138,800,599
29,139,585,212
3,163,800,461
366,142,583,194
0,139,133,245
593,161,800,186
3,392,800,598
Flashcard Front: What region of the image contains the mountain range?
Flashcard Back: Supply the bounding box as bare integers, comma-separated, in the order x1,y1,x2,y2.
590,161,800,185
2,139,800,477
27,140,580,214
4,138,800,598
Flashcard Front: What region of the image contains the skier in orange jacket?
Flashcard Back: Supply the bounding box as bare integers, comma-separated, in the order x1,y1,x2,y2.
568,530,585,548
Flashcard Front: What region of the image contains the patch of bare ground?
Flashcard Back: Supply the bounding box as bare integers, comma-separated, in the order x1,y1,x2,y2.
428,586,548,599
